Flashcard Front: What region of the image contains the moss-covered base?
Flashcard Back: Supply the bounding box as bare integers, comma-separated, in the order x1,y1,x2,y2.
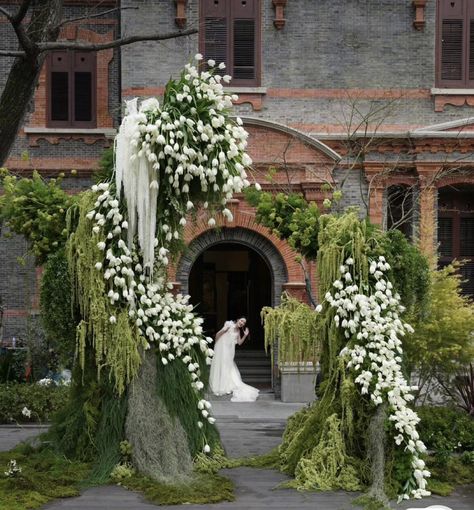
0,443,91,510
0,443,235,510
121,472,234,505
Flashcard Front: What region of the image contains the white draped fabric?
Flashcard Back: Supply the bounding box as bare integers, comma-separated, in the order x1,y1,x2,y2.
209,321,259,402
114,98,159,274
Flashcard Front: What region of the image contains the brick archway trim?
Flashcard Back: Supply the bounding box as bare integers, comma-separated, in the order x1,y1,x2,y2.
239,116,342,162
175,226,288,307
172,204,307,305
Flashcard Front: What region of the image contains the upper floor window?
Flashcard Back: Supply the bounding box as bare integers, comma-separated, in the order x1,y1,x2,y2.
437,0,474,88
200,0,260,86
47,51,96,128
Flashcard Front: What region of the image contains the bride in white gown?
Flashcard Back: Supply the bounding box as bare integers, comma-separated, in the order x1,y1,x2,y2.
209,317,259,402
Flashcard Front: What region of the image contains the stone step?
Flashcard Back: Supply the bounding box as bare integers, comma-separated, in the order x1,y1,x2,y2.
235,350,271,358
208,391,275,402
234,358,272,367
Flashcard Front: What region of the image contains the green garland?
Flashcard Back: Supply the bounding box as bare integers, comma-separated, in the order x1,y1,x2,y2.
261,293,320,364
66,192,146,394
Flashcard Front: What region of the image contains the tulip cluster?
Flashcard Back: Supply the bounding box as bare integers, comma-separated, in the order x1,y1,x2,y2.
114,54,253,273
321,256,430,500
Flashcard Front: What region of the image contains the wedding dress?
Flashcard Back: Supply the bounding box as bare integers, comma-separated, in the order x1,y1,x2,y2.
209,321,259,402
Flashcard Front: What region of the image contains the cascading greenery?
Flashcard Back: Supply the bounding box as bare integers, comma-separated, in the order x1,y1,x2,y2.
39,249,77,367
66,191,145,395
261,293,320,364
274,211,431,505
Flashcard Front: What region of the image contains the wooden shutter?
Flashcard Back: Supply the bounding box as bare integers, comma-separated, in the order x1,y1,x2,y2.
48,51,96,127
200,0,260,86
232,0,257,82
73,52,95,126
439,0,465,86
202,0,228,68
49,52,70,124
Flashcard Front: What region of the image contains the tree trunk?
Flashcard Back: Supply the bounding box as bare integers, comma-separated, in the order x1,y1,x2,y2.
0,0,63,166
125,349,193,482
367,403,390,508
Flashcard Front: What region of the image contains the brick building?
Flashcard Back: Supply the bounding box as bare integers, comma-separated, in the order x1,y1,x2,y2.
1,1,473,389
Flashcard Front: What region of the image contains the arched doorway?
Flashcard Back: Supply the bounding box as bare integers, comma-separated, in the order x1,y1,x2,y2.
176,227,288,389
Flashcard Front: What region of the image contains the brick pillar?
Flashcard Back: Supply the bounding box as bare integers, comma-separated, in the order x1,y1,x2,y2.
368,186,384,226
417,165,439,265
364,164,386,227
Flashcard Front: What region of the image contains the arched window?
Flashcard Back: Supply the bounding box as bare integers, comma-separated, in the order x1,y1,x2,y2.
438,185,474,296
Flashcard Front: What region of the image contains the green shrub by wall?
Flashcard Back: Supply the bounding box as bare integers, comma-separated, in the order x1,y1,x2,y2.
0,383,69,423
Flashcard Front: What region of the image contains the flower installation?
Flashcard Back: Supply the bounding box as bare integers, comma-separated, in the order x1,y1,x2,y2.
66,54,254,463
323,256,430,500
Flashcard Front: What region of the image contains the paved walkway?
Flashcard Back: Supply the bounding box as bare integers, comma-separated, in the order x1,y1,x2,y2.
1,401,473,510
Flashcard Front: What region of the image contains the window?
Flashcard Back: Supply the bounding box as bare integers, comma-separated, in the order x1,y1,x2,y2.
438,187,474,296
47,51,96,128
437,0,474,87
200,0,260,86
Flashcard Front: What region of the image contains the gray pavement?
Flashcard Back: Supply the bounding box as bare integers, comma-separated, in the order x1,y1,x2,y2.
1,401,473,509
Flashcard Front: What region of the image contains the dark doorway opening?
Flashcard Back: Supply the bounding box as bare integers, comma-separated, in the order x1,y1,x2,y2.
189,242,272,387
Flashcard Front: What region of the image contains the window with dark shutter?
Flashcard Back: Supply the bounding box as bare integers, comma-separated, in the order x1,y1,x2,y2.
201,0,260,86
233,19,256,80
47,51,96,128
438,217,454,256
437,0,474,87
438,187,474,296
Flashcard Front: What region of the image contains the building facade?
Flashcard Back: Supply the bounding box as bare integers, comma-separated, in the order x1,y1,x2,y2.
1,1,473,389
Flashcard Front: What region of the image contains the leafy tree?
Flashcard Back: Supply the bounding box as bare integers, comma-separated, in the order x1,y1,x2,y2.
0,169,73,264
245,188,320,260
405,264,474,401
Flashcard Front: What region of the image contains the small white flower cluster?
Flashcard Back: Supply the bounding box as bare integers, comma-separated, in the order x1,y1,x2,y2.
21,406,31,418
322,256,430,500
4,459,21,478
115,54,254,272
87,182,216,452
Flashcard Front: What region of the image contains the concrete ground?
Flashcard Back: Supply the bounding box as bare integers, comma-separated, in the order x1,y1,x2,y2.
1,401,473,510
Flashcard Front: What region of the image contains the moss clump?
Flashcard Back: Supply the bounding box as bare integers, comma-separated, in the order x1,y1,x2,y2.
155,347,220,457
126,349,193,482
0,444,91,510
120,472,235,505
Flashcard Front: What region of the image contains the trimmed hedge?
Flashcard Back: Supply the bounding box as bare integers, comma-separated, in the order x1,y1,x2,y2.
0,383,69,423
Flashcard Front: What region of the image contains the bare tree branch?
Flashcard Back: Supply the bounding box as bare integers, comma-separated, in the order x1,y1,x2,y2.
0,6,13,22
55,6,138,29
12,0,32,24
0,49,25,57
1,27,198,56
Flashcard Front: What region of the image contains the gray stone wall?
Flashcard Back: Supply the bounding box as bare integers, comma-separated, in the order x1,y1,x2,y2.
120,0,472,126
